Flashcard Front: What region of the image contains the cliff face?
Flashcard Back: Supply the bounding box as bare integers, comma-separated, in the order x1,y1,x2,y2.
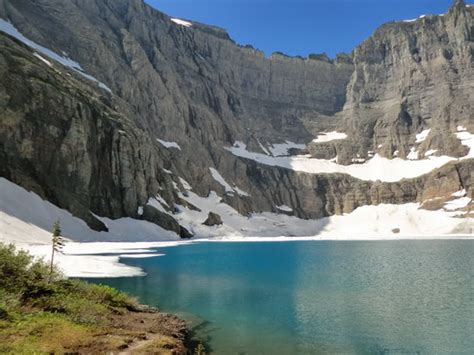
332,1,474,163
0,0,472,238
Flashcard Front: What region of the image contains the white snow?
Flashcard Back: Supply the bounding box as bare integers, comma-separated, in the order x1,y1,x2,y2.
170,18,192,27
174,190,472,240
33,52,52,67
209,168,249,197
257,140,271,155
0,19,111,93
443,197,471,211
162,168,173,174
407,147,419,160
403,14,427,23
225,141,455,182
146,196,169,213
156,138,181,150
234,187,250,197
456,131,474,158
268,141,306,157
0,177,181,277
424,149,437,157
179,177,192,190
210,167,234,194
312,131,348,143
25,242,187,278
415,129,431,143
452,189,467,198
457,126,467,132
276,205,293,212
137,206,144,216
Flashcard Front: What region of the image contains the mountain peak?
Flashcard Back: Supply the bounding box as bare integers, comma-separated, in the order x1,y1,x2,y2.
452,0,466,8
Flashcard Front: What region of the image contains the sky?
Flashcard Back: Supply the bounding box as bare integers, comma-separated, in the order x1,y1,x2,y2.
145,0,459,58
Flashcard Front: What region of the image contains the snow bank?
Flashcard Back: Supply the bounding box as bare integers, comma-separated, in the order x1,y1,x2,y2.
209,168,249,196
174,190,473,240
312,131,348,143
444,197,471,211
0,19,111,93
170,18,192,27
276,205,293,212
25,242,187,278
415,129,431,143
225,141,455,182
0,177,182,231
156,138,181,150
0,177,181,276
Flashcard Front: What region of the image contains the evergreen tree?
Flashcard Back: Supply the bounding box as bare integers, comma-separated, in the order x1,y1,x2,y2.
50,220,64,277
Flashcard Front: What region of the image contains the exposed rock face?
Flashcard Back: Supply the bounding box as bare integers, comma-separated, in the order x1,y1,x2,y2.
334,0,474,163
0,0,472,238
203,212,223,226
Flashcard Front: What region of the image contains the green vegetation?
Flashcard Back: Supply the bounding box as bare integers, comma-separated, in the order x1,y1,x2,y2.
0,243,186,354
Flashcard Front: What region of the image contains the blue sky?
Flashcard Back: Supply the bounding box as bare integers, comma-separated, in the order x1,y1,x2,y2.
146,0,459,58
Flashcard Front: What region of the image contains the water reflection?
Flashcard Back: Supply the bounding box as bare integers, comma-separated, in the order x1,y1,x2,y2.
91,241,474,354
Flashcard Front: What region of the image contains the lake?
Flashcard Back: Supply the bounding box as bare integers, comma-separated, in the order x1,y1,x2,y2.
90,241,474,354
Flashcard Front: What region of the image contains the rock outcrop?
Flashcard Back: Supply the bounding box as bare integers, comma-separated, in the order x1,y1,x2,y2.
203,212,223,226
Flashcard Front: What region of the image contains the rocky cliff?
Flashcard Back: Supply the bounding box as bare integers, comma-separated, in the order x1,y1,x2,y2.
0,0,472,240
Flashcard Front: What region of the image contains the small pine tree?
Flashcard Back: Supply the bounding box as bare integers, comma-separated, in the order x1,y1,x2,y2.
50,220,65,277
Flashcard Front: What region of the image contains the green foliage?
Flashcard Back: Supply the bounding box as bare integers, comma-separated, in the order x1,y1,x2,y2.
0,243,139,351
0,243,57,292
51,220,64,254
52,220,61,237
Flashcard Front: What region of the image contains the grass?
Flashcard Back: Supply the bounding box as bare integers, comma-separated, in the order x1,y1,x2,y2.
0,243,187,354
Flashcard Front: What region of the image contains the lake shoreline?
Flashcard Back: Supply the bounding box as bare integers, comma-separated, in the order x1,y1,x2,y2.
13,236,474,278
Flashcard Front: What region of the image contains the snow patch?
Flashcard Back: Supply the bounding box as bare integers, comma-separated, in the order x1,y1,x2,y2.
257,140,271,155
170,18,192,27
25,242,187,278
456,131,474,158
146,196,169,213
156,138,181,150
33,52,52,67
443,197,471,211
424,149,437,157
210,168,249,197
179,177,192,190
174,190,473,240
225,141,455,183
407,147,419,160
0,177,180,244
452,189,467,198
0,19,111,93
276,205,293,212
415,129,431,143
312,131,348,143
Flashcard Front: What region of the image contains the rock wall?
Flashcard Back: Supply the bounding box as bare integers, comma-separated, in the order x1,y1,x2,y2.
0,0,472,237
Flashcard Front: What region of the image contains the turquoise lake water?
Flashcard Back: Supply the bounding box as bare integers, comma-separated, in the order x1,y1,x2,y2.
91,241,474,354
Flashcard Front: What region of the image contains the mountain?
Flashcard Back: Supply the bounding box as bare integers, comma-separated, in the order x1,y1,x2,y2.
0,0,472,243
